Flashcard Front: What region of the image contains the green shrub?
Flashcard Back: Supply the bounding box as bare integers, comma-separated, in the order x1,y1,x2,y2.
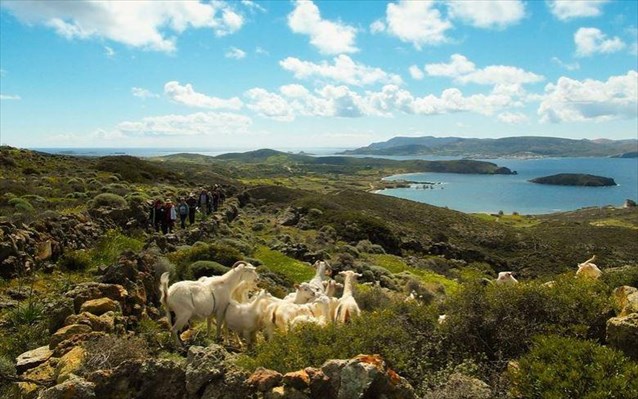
58,250,92,271
8,197,34,212
189,261,230,279
21,194,46,203
602,265,638,290
440,276,611,363
170,242,244,280
511,335,638,399
92,230,144,267
103,182,130,196
90,193,127,209
0,299,49,359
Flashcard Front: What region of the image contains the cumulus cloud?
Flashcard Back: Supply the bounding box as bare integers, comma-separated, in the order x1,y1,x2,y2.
287,0,357,55
280,55,402,86
574,27,625,57
425,54,476,78
2,0,244,52
369,19,386,34
409,65,424,80
225,47,246,59
116,112,252,136
538,70,638,123
547,0,609,21
245,88,295,121
0,94,21,100
446,0,525,29
498,112,529,124
551,57,580,71
131,87,159,99
164,81,243,110
385,0,452,49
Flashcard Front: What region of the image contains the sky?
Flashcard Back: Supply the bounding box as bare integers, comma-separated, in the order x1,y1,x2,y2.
0,0,637,150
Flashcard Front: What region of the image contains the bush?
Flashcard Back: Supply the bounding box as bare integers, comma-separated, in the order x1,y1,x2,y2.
82,335,150,374
92,230,143,267
602,265,638,290
170,242,244,280
189,261,230,279
58,250,92,271
510,335,638,399
8,197,34,212
90,193,127,209
103,182,130,196
440,276,611,363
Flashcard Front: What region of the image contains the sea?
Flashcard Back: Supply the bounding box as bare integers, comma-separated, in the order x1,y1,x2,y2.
34,148,638,216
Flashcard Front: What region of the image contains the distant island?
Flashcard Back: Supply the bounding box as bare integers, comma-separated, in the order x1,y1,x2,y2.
611,151,638,158
340,136,638,158
529,173,617,187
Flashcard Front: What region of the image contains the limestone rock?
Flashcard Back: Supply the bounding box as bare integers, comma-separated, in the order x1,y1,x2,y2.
423,373,492,399
65,311,116,333
265,386,309,399
607,313,638,359
185,345,226,395
46,297,75,334
50,324,92,349
278,207,300,226
612,286,638,316
37,376,95,399
55,346,86,383
65,283,127,313
283,369,311,391
16,346,53,374
246,367,283,392
79,298,120,316
333,355,415,399
18,360,57,399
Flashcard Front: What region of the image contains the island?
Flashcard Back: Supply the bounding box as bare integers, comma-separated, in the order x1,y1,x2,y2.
529,173,617,187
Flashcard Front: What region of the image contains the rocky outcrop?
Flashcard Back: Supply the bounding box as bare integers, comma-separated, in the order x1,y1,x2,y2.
612,286,638,316
423,373,492,399
606,313,638,359
37,376,96,399
16,346,53,374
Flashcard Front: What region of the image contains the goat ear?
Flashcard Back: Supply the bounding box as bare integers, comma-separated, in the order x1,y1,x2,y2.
232,261,245,269
294,284,300,290
338,271,346,276
355,273,363,278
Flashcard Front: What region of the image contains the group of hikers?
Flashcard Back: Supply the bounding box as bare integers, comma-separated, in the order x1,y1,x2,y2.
148,185,225,234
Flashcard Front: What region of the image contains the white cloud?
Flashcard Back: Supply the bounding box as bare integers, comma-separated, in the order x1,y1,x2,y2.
0,94,21,100
446,0,525,29
279,55,402,86
225,47,246,59
164,81,243,110
498,112,529,124
409,65,424,80
241,0,266,13
287,0,357,55
245,88,295,121
575,27,626,57
2,1,244,53
425,54,544,89
538,70,638,123
551,57,580,71
385,0,451,49
104,46,115,58
117,112,251,136
131,87,159,99
370,19,386,34
547,0,609,21
255,46,269,56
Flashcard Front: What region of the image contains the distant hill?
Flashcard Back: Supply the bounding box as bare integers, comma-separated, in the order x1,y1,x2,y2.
529,173,617,187
341,136,638,158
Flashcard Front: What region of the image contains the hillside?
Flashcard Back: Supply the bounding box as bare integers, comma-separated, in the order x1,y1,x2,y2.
341,136,638,158
530,173,617,187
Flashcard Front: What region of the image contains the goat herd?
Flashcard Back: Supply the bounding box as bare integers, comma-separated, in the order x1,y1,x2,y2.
159,255,603,348
159,260,360,347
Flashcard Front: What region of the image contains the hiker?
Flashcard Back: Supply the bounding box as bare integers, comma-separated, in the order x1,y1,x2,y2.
206,189,214,214
162,199,176,234
211,186,220,212
198,189,209,218
186,194,198,225
218,185,226,206
177,198,189,229
149,199,164,233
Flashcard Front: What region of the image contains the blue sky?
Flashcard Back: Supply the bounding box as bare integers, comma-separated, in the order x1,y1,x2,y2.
0,0,637,149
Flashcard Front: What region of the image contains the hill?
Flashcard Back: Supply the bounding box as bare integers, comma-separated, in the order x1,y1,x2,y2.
530,173,617,187
341,136,638,158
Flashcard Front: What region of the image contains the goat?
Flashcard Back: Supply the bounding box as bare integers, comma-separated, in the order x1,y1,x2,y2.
576,255,602,279
495,271,518,285
159,261,258,346
308,260,332,292
334,270,362,323
224,289,272,347
290,294,332,328
282,281,323,303
263,284,324,338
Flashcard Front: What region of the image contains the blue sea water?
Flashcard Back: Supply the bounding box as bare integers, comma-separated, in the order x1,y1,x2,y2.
381,157,638,215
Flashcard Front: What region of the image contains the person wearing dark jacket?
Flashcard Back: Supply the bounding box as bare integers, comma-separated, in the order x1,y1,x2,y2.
198,189,209,219
177,198,189,229
186,194,198,225
162,199,176,234
149,199,164,232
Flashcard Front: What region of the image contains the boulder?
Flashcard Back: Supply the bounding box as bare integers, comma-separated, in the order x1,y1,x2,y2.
46,297,75,334
423,373,492,399
55,346,86,383
17,360,57,398
612,286,638,316
65,283,127,313
278,207,300,226
79,298,120,316
265,386,309,399
606,313,638,359
333,355,415,399
185,345,226,396
283,370,311,391
246,367,283,392
16,346,53,374
50,324,93,349
64,311,115,333
37,376,96,399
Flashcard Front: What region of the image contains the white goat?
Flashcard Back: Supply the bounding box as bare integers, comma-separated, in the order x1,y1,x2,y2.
495,271,518,285
308,260,332,292
263,283,324,337
576,255,602,279
224,289,272,347
290,294,332,328
159,261,258,346
324,280,342,322
334,271,362,323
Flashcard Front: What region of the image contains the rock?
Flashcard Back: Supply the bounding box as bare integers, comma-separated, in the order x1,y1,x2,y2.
64,311,115,333
79,298,120,316
7,287,36,300
16,346,54,374
50,324,93,349
606,313,638,359
52,332,107,358
283,370,311,391
0,299,18,309
612,286,638,316
87,358,186,399
278,207,300,226
36,240,53,261
55,346,86,383
423,373,492,399
320,359,347,398
246,367,282,392
624,199,637,208
265,386,309,399
46,297,75,334
332,355,415,399
37,375,96,399
304,367,331,399
185,345,226,395
18,360,57,398
65,283,127,313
